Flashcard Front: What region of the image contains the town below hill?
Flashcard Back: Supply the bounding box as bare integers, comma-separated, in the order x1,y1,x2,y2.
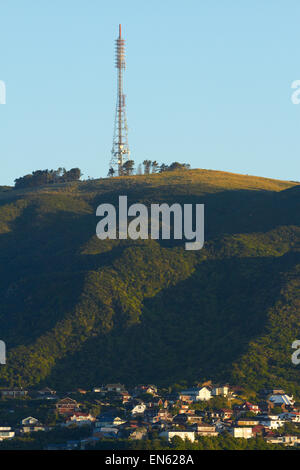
0,382,299,450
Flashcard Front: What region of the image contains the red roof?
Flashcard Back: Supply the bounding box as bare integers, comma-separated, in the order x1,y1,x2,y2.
252,425,264,432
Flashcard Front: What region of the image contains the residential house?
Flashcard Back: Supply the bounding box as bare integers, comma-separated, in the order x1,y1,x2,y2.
134,385,158,396
173,414,190,426
178,403,190,414
252,425,265,436
159,430,196,442
20,417,45,433
127,427,148,440
268,394,294,407
203,410,222,419
234,402,261,415
120,392,131,404
64,412,96,427
156,409,172,422
179,387,211,402
95,413,126,428
94,427,119,438
1,388,28,399
279,412,300,423
194,424,218,437
185,413,203,425
0,427,15,441
212,385,229,397
220,409,233,420
260,388,286,396
105,384,125,393
236,418,259,427
266,435,300,446
259,415,285,430
56,397,79,415
38,387,56,397
178,395,193,405
144,409,160,424
230,427,253,439
131,403,146,416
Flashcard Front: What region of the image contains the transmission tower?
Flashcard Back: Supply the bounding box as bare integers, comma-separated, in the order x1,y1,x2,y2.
110,24,130,176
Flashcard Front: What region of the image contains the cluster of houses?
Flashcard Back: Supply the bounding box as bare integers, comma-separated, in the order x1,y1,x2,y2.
0,383,300,449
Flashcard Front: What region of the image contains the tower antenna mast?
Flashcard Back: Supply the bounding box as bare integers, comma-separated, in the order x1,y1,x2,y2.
110,24,130,175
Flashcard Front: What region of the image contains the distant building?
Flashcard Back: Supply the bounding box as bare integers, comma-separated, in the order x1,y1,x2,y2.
131,403,146,415
95,413,126,428
266,435,300,446
0,427,15,441
220,409,233,420
94,427,119,438
212,386,229,397
56,397,79,415
20,416,45,433
38,387,56,396
180,387,211,402
236,418,259,427
1,388,28,399
195,424,218,437
230,427,253,439
234,402,261,415
120,392,131,403
268,394,294,406
64,412,96,427
279,412,300,423
128,427,148,440
105,384,125,393
259,415,285,430
134,385,158,396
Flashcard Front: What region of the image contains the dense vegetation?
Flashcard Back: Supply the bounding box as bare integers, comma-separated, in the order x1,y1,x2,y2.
14,167,82,189
108,160,190,176
0,433,285,451
95,434,285,450
0,169,299,396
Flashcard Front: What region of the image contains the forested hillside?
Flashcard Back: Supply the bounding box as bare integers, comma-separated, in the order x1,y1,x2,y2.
0,169,299,395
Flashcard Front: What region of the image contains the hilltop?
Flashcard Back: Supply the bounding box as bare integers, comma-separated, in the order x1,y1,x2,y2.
0,169,299,395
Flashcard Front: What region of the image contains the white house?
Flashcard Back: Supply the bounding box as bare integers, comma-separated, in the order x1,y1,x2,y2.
230,427,253,439
131,403,147,415
64,412,96,427
0,427,15,441
21,417,39,426
159,431,196,442
279,412,300,423
259,415,285,430
266,436,300,446
180,387,211,402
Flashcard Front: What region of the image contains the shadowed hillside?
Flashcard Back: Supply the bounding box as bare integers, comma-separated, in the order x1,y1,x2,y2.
0,169,299,395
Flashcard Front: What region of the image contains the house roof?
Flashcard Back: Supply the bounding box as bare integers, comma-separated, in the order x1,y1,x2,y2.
57,397,78,404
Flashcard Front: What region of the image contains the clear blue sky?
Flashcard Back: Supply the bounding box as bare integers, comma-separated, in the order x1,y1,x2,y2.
0,0,299,185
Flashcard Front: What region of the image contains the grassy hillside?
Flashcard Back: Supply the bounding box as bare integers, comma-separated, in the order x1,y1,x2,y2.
0,169,299,395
